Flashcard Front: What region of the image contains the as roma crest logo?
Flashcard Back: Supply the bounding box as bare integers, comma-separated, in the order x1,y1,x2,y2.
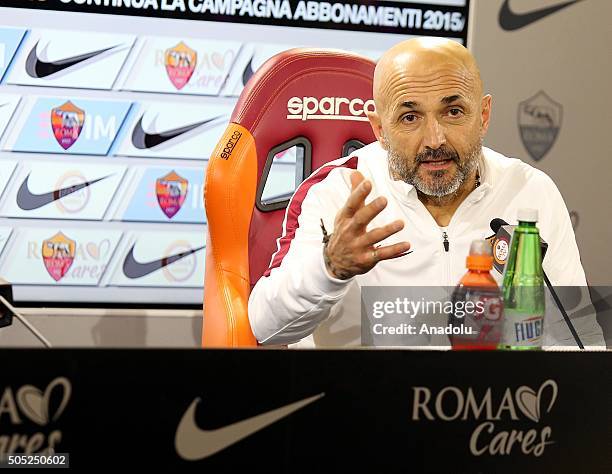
164,42,197,90
518,91,562,161
51,101,85,150
42,232,76,282
156,171,188,219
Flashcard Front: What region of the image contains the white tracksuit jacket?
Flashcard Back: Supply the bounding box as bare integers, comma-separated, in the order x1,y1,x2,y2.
248,143,605,348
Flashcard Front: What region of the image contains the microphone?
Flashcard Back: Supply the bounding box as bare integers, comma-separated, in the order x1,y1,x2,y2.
0,279,13,329
489,218,548,274
0,278,52,347
489,218,584,349
489,218,505,234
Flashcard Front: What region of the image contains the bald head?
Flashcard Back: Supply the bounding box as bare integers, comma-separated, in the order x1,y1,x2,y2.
373,37,483,114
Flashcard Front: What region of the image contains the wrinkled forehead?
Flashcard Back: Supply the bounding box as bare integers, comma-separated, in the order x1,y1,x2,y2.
377,59,480,114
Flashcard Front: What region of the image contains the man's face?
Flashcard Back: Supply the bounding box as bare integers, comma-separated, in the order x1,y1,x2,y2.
376,63,489,197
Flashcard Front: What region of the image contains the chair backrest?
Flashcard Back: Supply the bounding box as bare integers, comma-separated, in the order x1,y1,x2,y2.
203,48,376,347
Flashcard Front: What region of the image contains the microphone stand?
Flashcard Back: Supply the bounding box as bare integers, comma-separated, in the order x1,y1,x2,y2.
541,272,584,350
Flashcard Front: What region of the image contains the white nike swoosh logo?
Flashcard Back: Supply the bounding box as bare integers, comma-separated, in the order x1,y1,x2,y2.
175,393,324,460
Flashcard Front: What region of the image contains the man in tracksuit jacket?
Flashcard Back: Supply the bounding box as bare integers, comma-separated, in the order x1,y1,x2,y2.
248,38,605,349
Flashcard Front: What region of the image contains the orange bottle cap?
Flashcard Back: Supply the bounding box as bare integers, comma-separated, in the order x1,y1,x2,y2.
466,240,494,271
466,254,493,271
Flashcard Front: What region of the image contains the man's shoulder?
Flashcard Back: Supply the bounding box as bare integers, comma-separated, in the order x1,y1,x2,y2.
303,141,384,191
320,141,384,169
483,146,557,190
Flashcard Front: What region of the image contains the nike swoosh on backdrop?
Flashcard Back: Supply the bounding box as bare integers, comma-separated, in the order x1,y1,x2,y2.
122,244,205,279
499,0,582,31
131,116,222,150
25,41,118,78
16,174,110,211
175,393,324,461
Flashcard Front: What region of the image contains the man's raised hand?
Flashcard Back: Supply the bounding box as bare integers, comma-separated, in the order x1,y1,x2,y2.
323,171,411,280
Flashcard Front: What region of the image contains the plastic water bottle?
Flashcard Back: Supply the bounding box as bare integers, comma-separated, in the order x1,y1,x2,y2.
501,209,545,350
449,240,504,350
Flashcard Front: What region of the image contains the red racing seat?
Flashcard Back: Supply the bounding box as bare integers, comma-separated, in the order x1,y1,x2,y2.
202,48,376,347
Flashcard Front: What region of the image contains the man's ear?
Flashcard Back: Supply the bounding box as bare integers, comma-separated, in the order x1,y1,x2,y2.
480,94,492,136
366,109,384,143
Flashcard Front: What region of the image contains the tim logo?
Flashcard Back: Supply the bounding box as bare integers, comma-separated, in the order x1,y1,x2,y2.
50,101,85,150
518,91,562,161
165,42,197,90
412,379,557,457
156,171,188,219
287,96,375,122
41,232,76,282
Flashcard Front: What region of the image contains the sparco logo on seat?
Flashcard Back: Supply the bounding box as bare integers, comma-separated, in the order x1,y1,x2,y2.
287,96,375,122
220,130,242,160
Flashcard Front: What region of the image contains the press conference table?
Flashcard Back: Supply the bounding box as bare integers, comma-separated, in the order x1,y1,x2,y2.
1,349,610,472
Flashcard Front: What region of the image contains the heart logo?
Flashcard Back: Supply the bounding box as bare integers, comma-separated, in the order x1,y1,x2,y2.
86,242,99,260
86,239,111,260
16,377,71,426
515,379,558,423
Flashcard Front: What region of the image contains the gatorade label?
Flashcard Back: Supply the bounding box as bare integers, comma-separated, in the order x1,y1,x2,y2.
450,290,503,349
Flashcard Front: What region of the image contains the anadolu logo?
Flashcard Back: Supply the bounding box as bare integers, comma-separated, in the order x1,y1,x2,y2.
156,171,188,219
412,379,557,457
0,377,71,455
287,96,375,122
50,101,85,150
164,42,197,90
41,232,76,282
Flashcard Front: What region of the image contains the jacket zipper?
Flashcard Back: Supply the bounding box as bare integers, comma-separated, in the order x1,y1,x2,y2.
441,187,486,285
412,186,485,286
442,230,451,287
442,231,449,252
